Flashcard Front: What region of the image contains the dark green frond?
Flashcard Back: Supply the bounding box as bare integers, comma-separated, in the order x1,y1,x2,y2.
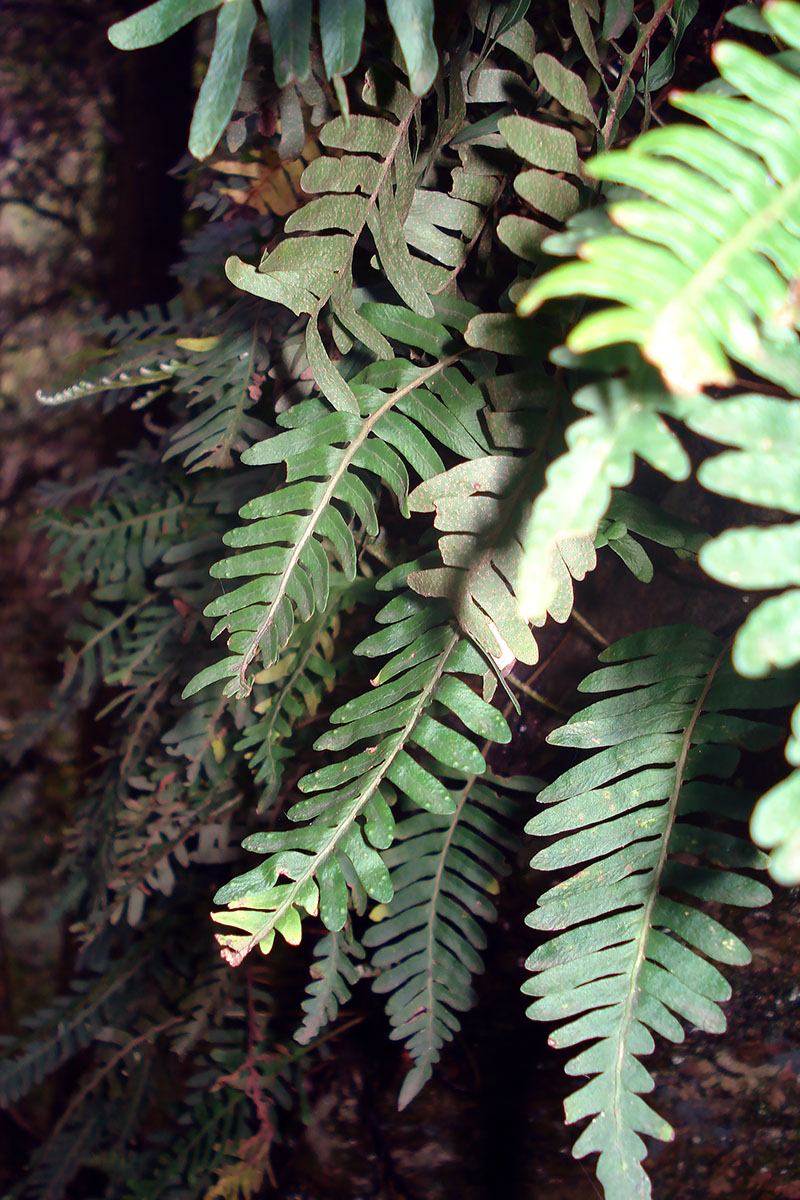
524,625,777,1199
295,925,366,1045
364,775,523,1109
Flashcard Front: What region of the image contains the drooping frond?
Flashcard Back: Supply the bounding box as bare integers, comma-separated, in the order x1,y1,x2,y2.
685,392,800,883
226,74,501,410
513,353,691,619
521,2,800,395
364,773,524,1109
294,925,366,1045
524,624,781,1200
186,306,489,699
210,589,508,964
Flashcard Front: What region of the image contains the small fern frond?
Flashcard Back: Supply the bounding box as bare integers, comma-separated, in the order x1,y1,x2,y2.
0,957,142,1106
210,590,508,964
35,303,185,408
227,72,498,410
294,925,366,1045
188,315,487,699
163,308,271,472
227,85,428,412
521,3,800,394
524,624,778,1200
364,773,522,1109
45,481,193,599
685,391,800,884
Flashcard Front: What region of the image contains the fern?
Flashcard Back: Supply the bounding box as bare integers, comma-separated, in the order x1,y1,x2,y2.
524,624,782,1199
294,924,366,1045
0,952,145,1106
226,72,497,410
210,589,507,963
684,391,800,883
364,772,523,1108
17,3,800,1197
186,305,489,699
521,2,800,394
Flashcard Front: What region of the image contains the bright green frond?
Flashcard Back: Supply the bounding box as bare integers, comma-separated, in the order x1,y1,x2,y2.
521,4,800,394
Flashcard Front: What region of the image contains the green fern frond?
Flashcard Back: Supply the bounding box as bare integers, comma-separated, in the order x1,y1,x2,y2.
210,590,508,964
226,73,499,410
524,624,778,1200
35,302,186,408
163,308,271,472
45,481,192,599
364,773,522,1109
187,316,487,700
521,2,800,394
514,352,691,620
684,391,800,884
61,597,179,708
0,958,142,1106
294,925,366,1045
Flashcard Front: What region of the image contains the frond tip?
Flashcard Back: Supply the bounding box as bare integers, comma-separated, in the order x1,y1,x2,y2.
524,625,777,1200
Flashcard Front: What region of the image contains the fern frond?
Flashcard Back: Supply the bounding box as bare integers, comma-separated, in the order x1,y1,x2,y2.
521,3,800,394
163,307,271,472
0,957,142,1106
294,925,366,1045
35,302,186,407
364,773,522,1109
44,480,193,600
684,391,800,884
514,352,690,620
524,624,778,1200
187,313,487,699
210,589,508,964
227,71,498,409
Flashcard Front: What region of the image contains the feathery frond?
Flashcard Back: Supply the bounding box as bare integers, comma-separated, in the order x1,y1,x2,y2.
524,624,779,1199
364,773,522,1109
294,925,366,1044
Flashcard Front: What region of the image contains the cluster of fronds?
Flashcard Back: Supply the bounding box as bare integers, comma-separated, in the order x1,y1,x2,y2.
4,4,800,1199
